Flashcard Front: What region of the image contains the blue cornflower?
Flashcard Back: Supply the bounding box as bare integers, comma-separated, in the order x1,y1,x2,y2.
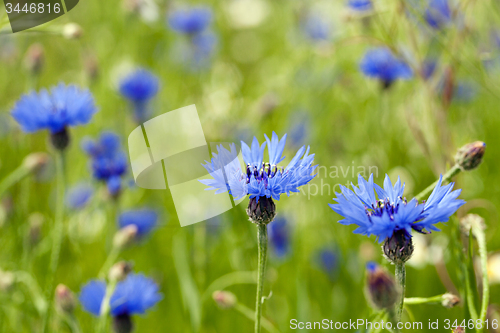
319,249,339,277
268,217,290,257
348,0,373,12
11,83,97,134
11,83,97,150
360,48,413,88
329,174,465,242
421,59,438,80
82,131,127,196
200,132,316,224
167,6,212,35
119,68,159,123
79,273,162,317
66,182,94,210
425,0,452,30
200,132,317,202
302,13,331,41
118,209,158,237
191,31,218,65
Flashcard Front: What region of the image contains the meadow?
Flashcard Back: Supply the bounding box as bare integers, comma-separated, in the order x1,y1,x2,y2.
0,0,499,332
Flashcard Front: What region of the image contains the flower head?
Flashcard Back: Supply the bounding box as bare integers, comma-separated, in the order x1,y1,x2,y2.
301,13,331,41
167,6,212,35
329,174,464,243
82,131,128,196
348,0,373,12
118,209,158,237
200,132,317,203
119,69,159,123
365,262,400,309
268,217,290,257
319,249,339,277
79,273,162,317
425,0,452,30
360,48,413,88
11,83,97,135
66,182,94,210
200,133,316,225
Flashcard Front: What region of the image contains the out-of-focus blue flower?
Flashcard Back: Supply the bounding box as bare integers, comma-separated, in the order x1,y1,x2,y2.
119,68,159,123
421,59,438,80
289,112,310,147
319,249,339,276
167,6,212,35
66,183,94,210
348,0,373,12
192,32,218,65
329,174,465,242
82,131,127,196
425,0,452,30
11,83,97,134
302,13,331,41
360,48,413,88
453,81,478,103
268,217,290,257
79,273,162,316
200,132,317,202
118,209,158,237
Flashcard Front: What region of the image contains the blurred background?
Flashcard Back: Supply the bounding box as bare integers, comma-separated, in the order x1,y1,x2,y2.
0,0,499,332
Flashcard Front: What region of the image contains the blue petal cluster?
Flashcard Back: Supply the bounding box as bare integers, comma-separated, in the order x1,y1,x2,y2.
360,48,413,87
82,131,127,195
79,273,162,316
348,0,373,12
119,68,159,123
319,249,339,276
200,132,317,202
425,0,451,30
167,6,212,35
302,13,331,41
268,217,290,257
11,83,97,134
118,209,158,237
329,174,465,242
66,182,94,210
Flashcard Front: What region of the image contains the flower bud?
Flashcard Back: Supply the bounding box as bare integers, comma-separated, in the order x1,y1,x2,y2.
63,23,83,39
50,128,70,151
365,262,400,310
246,196,276,225
27,213,44,247
113,314,133,333
441,293,460,308
212,290,237,309
460,214,486,237
383,230,414,264
455,141,486,171
24,43,44,74
55,284,76,314
453,326,465,333
113,225,138,249
0,270,15,292
23,152,49,173
109,261,133,282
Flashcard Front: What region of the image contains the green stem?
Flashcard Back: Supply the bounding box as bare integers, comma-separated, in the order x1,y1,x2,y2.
0,163,32,198
472,225,489,322
98,246,121,279
98,280,117,333
395,262,406,323
255,224,268,333
235,302,278,333
404,295,445,305
415,164,461,201
387,308,401,333
42,150,66,333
